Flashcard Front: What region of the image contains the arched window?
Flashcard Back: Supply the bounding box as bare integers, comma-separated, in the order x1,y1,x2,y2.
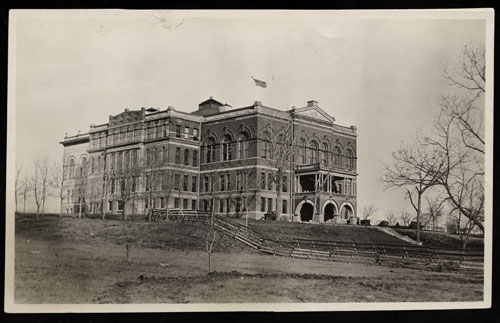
298,139,306,164
309,140,319,164
193,150,198,167
333,146,342,167
205,137,216,163
184,149,189,165
321,143,329,165
80,157,87,177
69,159,75,178
238,132,249,159
175,147,181,164
345,149,354,170
261,131,271,159
222,134,232,161
162,146,167,163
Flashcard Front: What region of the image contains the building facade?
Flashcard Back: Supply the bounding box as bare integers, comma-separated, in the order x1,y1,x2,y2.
60,98,358,223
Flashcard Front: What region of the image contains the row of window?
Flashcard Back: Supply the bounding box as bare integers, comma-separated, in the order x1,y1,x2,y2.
260,173,288,192
201,171,252,192
107,173,198,194
90,122,202,151
296,141,355,169
145,146,199,167
203,132,250,163
198,198,288,214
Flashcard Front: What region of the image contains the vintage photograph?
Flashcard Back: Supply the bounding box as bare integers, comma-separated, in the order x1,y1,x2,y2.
5,9,493,312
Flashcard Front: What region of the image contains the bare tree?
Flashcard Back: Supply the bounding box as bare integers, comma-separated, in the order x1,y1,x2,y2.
204,171,221,271
423,194,446,231
399,211,413,227
361,204,377,220
261,116,298,220
382,141,443,241
21,173,30,214
385,211,397,226
15,166,22,213
227,168,258,227
75,161,88,219
450,208,478,250
31,155,51,220
144,149,163,222
116,165,141,221
50,160,65,217
421,42,485,233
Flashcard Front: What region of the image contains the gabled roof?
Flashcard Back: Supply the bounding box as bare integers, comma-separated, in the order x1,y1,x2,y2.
293,102,335,124
199,97,224,106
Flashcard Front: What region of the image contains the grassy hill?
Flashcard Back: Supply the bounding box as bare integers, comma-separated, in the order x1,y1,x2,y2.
15,215,253,253
394,228,483,250
240,219,414,245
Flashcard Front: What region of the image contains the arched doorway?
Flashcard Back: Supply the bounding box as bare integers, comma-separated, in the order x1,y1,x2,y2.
324,203,337,222
341,204,354,220
300,203,314,222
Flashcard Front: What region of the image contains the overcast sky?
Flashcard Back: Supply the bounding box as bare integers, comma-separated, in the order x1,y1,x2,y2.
10,10,487,219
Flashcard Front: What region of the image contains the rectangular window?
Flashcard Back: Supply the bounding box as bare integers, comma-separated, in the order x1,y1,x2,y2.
192,199,197,210
219,199,224,213
261,141,269,158
176,124,181,138
282,200,287,214
145,198,149,209
163,123,168,137
117,152,122,169
174,174,180,190
145,175,150,191
236,198,241,213
108,200,113,211
204,176,209,192
282,176,288,193
193,128,199,140
236,173,242,190
267,198,273,212
226,198,231,214
184,127,190,139
220,175,225,191
260,172,266,189
161,197,166,209
174,198,179,209
192,176,197,192
226,174,232,191
261,197,266,212
161,172,168,190
183,199,188,209
183,175,188,191
268,174,273,190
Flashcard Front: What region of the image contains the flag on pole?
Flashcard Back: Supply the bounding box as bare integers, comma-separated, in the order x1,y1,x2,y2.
252,77,267,88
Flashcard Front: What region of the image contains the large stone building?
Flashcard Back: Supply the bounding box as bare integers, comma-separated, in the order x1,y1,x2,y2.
60,98,358,223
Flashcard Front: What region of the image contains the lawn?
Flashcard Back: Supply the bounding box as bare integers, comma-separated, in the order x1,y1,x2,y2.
242,218,414,245
13,216,484,304
394,228,484,250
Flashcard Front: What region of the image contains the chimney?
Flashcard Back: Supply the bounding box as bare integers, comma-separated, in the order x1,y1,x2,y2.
253,101,262,107
307,100,318,108
124,108,129,112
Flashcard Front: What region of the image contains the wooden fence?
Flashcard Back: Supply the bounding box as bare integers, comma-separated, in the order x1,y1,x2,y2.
152,209,484,274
